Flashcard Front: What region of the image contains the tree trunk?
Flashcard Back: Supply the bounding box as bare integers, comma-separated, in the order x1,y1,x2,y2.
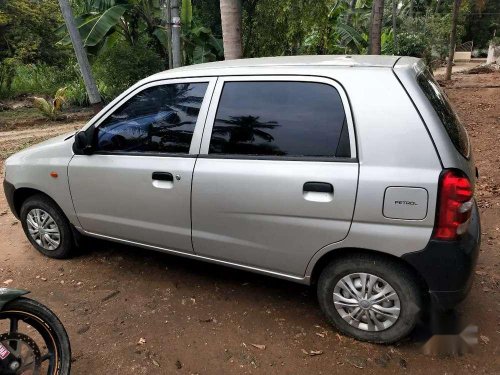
57,0,101,108
220,0,243,60
345,0,357,25
171,0,182,68
445,0,462,80
369,0,385,55
392,0,398,52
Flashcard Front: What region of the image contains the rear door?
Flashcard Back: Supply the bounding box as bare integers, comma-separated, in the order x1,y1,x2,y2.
191,76,359,276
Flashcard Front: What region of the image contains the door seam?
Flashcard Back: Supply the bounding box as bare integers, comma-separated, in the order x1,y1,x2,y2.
191,77,219,253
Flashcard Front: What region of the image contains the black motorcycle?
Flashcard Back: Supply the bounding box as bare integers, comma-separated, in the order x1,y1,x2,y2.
0,288,71,375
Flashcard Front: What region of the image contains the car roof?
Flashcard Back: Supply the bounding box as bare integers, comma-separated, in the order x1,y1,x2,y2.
147,55,408,81
172,55,401,71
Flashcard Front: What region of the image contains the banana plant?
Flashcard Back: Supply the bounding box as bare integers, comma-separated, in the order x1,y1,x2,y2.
180,0,223,64
183,26,223,64
328,0,368,52
58,1,168,57
302,0,368,54
79,4,129,47
33,87,67,120
59,0,221,65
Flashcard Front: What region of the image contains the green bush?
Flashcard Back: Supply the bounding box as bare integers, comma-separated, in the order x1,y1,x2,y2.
394,33,428,58
397,12,466,63
65,79,88,107
3,41,163,105
1,0,71,67
7,63,78,97
0,58,16,95
94,42,165,99
490,36,500,46
65,79,112,107
381,29,430,63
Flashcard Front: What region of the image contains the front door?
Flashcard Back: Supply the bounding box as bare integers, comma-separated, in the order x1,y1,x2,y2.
69,78,215,253
191,77,359,276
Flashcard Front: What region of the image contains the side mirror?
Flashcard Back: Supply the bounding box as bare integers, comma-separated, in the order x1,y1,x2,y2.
73,126,95,155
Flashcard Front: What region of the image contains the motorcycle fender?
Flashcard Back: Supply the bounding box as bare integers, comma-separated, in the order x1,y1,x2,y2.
0,288,29,310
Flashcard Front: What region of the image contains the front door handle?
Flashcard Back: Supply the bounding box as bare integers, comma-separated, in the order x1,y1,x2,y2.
303,182,333,193
152,172,173,181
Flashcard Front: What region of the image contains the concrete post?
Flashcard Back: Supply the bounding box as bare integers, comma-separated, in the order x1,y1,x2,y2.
171,0,181,68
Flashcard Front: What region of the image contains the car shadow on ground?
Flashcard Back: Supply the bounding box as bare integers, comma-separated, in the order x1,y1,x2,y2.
75,237,470,353
78,236,313,297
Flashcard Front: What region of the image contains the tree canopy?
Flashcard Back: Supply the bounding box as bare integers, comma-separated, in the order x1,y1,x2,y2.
1,0,498,102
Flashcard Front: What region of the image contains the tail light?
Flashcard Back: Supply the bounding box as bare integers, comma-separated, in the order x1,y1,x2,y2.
433,169,474,240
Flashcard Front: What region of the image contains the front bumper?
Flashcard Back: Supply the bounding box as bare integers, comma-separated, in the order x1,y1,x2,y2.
3,180,18,219
402,201,481,310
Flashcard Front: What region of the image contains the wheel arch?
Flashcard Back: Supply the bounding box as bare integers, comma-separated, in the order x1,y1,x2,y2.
308,247,429,294
12,187,64,219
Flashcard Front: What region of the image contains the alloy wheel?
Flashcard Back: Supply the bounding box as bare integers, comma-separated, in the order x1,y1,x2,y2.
333,273,401,331
26,209,61,251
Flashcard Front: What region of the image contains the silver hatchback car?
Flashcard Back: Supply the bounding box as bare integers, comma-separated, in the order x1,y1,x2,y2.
3,56,480,343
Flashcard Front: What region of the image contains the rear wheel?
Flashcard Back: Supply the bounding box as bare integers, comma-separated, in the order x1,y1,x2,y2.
317,254,421,343
20,194,74,259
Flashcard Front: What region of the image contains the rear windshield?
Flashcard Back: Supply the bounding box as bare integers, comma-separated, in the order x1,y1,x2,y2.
416,70,470,158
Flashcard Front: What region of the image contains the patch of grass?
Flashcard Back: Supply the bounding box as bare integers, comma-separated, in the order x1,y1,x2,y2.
0,107,42,121
0,106,92,132
0,107,47,131
7,64,78,98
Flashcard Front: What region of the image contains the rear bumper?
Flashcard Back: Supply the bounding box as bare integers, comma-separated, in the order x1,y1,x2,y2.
3,180,18,219
402,201,481,310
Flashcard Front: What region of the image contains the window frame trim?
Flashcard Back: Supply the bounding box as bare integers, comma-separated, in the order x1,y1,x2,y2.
88,77,218,156
198,75,357,160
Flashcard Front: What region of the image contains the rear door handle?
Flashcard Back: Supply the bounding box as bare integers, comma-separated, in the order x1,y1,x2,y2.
152,172,173,181
303,182,333,193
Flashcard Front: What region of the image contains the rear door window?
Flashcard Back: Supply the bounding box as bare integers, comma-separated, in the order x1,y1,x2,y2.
417,70,470,158
208,81,350,158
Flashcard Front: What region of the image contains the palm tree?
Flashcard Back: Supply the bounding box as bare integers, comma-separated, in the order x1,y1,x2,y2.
368,0,385,54
392,0,398,52
445,0,462,80
368,0,384,55
219,0,242,60
213,115,279,144
57,0,101,109
211,115,284,155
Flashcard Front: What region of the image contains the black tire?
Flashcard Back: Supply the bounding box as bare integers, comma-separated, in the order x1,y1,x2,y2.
20,194,74,259
317,254,422,343
1,297,71,375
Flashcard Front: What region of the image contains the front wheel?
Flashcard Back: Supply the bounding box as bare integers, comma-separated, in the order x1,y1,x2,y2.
0,297,71,375
317,254,422,343
20,194,74,259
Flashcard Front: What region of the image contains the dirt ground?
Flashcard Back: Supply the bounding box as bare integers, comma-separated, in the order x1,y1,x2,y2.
0,71,499,374
433,59,487,76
